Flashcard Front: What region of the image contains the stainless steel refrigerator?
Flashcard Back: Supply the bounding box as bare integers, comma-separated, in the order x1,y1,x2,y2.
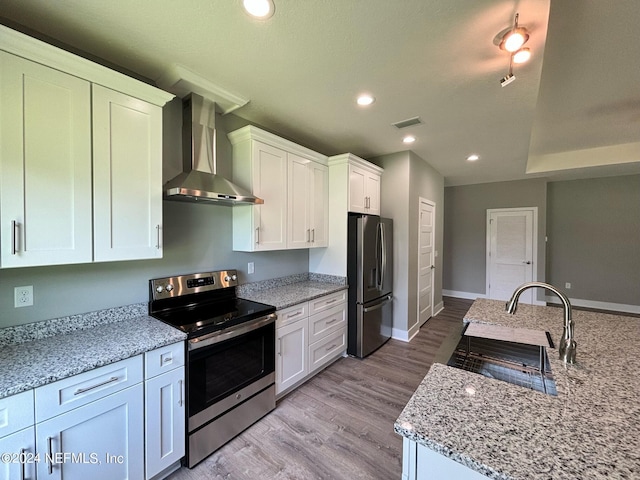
347,214,393,358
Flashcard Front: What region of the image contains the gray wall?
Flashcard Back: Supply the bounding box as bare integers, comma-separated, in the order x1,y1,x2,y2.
547,175,640,306
0,101,309,328
369,151,444,336
443,179,547,298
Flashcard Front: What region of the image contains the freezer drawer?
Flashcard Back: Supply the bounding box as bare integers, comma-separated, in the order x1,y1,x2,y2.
348,294,393,358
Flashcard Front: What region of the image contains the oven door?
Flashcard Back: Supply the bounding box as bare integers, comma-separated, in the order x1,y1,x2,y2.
187,314,275,430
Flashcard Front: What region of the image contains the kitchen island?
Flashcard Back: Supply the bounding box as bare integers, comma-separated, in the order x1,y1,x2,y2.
395,298,640,479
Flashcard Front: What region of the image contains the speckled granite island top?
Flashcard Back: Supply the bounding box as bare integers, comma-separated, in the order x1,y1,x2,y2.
238,276,347,311
395,298,640,479
0,315,186,399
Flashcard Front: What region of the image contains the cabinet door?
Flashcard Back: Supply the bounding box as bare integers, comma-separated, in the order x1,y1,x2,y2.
309,162,329,247
92,85,163,262
288,154,311,249
145,368,185,479
252,141,288,250
276,318,308,395
36,384,144,480
365,172,381,215
348,165,367,213
0,52,92,268
0,427,36,480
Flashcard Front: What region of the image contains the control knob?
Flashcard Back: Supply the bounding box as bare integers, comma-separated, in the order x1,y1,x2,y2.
166,284,174,292
224,275,230,282
231,274,237,281
155,285,164,293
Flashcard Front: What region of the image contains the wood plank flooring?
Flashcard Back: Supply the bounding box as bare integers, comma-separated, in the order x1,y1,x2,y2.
168,297,472,480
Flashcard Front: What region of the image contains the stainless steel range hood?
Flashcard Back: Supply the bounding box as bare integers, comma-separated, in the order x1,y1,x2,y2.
163,93,263,205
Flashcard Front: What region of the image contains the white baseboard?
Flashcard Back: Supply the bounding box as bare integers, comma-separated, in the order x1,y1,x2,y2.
545,296,640,315
392,321,420,343
442,290,485,300
433,301,444,317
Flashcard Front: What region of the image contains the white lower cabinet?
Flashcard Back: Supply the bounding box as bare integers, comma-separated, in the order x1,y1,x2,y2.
144,344,185,480
35,384,144,480
0,342,186,480
276,317,309,395
0,427,36,480
402,438,490,480
275,291,347,398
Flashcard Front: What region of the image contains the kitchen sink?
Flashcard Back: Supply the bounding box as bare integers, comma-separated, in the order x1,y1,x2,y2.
447,332,557,396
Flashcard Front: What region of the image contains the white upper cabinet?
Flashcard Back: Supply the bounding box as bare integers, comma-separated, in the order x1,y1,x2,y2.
0,25,173,269
348,160,382,215
0,52,93,268
309,162,329,247
229,126,328,252
92,85,163,262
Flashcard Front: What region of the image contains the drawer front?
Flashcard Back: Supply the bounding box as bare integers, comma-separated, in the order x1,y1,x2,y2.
308,290,346,316
145,341,185,379
276,302,308,328
308,303,347,345
35,355,143,423
0,390,34,438
309,329,346,374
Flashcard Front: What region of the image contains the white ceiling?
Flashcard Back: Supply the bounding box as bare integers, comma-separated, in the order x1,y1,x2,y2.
1,0,639,186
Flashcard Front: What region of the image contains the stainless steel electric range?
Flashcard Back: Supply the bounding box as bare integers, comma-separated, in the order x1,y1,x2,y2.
149,270,276,468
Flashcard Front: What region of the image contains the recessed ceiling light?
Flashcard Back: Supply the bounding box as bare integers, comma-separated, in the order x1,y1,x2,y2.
356,94,375,106
467,154,480,161
403,135,416,144
243,0,275,19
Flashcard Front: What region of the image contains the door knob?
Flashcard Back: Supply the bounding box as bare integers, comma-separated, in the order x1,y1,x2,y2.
523,261,531,264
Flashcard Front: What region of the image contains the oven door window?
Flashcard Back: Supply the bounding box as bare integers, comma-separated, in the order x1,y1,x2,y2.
188,323,275,416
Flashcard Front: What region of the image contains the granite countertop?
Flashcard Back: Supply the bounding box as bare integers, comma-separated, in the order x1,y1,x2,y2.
395,298,640,479
239,280,347,311
0,315,186,399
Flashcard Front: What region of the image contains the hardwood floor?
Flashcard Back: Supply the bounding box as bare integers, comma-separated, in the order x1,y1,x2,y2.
168,297,472,480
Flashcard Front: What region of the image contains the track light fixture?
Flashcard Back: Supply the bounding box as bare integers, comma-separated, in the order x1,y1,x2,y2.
499,13,529,52
496,13,531,86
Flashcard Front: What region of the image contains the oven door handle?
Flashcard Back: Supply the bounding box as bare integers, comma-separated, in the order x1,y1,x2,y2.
188,313,277,350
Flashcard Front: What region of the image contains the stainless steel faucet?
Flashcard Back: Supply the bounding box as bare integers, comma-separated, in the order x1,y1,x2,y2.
505,282,576,364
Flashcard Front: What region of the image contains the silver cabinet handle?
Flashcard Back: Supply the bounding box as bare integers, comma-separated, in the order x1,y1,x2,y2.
255,227,260,244
178,379,184,407
11,220,18,254
163,356,172,363
522,261,531,264
306,229,310,242
74,376,119,395
325,298,337,305
311,229,315,242
20,448,26,480
155,225,161,249
325,344,338,352
47,437,54,474
278,337,282,356
287,311,302,319
325,318,338,325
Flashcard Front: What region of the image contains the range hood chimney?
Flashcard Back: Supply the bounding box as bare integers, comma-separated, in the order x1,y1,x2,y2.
163,93,263,205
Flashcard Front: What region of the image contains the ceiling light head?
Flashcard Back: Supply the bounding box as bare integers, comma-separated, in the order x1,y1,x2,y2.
243,0,275,19
403,135,416,144
512,48,531,64
356,94,375,106
498,13,529,53
466,154,480,162
500,72,516,87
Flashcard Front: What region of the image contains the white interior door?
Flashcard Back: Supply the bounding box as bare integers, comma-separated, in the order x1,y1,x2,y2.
486,208,537,304
418,198,435,326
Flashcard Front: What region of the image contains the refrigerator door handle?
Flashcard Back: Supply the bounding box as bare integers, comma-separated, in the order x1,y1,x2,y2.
376,223,383,291
380,222,387,292
362,295,393,313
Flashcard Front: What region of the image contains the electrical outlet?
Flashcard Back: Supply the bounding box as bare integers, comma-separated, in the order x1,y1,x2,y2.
248,262,255,274
14,285,34,308
565,282,571,289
